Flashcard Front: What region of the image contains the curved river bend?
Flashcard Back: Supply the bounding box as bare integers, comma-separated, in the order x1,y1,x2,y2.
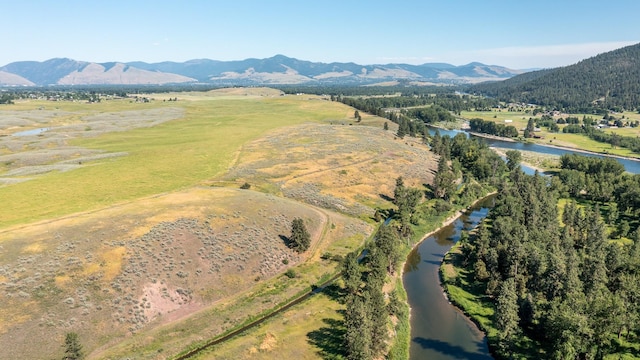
404,128,640,360
403,197,495,360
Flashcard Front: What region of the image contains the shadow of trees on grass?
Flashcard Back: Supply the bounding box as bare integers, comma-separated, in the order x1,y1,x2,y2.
320,283,346,303
307,313,346,360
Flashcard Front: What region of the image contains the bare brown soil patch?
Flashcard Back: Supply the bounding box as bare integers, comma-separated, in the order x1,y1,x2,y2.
259,332,278,351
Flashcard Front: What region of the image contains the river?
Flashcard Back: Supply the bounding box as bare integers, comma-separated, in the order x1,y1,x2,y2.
404,129,640,360
429,127,640,174
403,196,496,360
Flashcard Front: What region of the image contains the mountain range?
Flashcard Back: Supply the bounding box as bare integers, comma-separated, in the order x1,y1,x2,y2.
0,55,523,86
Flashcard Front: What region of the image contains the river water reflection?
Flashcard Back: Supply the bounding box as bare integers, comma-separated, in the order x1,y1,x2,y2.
403,196,495,360
404,127,639,359
429,127,640,174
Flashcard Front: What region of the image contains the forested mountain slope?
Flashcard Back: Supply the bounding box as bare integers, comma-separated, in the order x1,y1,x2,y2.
469,43,640,112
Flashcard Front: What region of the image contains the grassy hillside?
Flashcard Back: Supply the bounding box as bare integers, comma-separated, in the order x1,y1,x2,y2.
0,91,438,359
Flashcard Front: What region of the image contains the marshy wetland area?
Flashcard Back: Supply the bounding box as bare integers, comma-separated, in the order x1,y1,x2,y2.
0,88,437,359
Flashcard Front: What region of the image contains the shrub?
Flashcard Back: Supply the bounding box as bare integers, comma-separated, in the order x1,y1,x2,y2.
434,199,452,214
284,269,296,278
331,254,344,262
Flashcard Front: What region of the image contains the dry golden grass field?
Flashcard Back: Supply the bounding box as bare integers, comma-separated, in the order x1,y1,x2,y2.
0,89,437,359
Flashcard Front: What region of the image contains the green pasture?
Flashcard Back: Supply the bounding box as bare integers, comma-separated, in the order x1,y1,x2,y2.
547,132,638,157
0,96,350,229
461,110,640,158
461,110,530,127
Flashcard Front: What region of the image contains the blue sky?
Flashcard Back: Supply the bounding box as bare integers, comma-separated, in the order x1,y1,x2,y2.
1,0,638,69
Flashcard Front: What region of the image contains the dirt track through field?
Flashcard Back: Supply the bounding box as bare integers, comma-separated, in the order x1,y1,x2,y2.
0,98,436,358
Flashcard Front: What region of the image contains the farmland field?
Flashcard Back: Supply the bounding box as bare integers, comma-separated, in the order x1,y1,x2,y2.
0,90,356,228
461,109,640,158
0,89,437,359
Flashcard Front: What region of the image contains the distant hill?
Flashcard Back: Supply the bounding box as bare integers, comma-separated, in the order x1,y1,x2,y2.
0,70,34,86
1,58,195,86
0,55,522,86
469,42,640,111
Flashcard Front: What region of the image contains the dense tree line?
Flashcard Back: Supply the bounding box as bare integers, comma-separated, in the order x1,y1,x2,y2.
0,93,14,104
340,128,517,359
394,115,428,139
430,131,506,185
0,87,222,103
469,118,519,138
459,154,640,359
341,225,404,360
277,85,458,97
341,172,432,358
558,153,640,215
405,105,457,123
337,93,498,119
469,43,640,112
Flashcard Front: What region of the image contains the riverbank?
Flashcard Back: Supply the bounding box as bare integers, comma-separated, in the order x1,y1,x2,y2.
432,123,640,164
473,128,640,162
440,243,498,359
423,192,497,241
490,147,554,173
400,192,497,360
468,131,517,143
533,138,640,162
438,199,543,360
384,205,478,359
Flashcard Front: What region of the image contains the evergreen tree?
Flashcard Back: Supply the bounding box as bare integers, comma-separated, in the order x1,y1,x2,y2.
505,150,522,171
393,176,405,204
393,178,422,237
289,218,310,252
495,277,520,356
524,118,535,138
387,289,406,319
342,251,362,295
366,283,388,356
396,118,409,139
62,332,84,360
344,295,373,360
375,225,401,275
433,157,456,200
